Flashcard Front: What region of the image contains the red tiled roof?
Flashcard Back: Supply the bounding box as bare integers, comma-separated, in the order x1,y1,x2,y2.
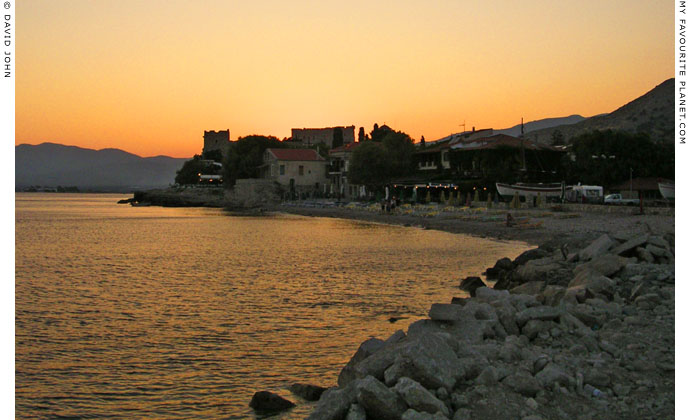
267,148,325,161
329,142,361,154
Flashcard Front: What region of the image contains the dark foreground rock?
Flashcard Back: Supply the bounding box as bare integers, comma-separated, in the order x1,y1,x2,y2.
248,391,295,413
305,229,675,420
459,276,486,297
289,383,328,401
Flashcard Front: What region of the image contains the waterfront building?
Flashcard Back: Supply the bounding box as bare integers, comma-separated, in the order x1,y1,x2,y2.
260,148,328,197
328,142,364,199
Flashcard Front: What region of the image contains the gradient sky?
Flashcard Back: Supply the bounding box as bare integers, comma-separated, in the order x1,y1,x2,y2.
16,0,673,158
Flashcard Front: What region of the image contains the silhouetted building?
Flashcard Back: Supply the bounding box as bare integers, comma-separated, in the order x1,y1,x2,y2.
328,142,364,199
290,126,355,148
203,130,231,159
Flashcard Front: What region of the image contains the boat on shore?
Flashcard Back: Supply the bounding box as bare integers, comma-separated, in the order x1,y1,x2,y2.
495,182,571,199
658,182,675,200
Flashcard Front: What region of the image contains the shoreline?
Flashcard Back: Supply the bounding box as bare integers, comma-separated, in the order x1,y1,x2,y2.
126,188,675,248
274,203,674,248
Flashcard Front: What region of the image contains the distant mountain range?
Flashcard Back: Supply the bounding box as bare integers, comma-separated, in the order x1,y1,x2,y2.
15,143,189,191
523,78,674,144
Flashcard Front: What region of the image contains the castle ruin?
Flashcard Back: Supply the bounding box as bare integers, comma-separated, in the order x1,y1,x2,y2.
290,126,355,148
203,130,231,159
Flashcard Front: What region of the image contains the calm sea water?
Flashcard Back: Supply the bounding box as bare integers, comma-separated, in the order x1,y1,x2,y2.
15,193,531,419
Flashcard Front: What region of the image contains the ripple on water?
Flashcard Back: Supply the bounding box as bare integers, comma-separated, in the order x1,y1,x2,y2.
16,194,532,419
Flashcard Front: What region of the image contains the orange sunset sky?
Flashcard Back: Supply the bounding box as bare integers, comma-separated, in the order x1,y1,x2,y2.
16,0,673,158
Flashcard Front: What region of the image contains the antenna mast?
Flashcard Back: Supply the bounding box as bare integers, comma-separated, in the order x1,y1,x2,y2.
520,117,527,172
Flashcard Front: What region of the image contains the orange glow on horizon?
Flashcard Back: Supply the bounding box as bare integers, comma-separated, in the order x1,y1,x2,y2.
16,1,673,158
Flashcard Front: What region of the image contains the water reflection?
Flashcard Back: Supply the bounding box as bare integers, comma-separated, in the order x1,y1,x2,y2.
16,194,532,419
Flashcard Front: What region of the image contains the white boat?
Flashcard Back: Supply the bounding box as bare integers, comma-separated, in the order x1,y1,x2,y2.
495,182,571,199
658,182,675,200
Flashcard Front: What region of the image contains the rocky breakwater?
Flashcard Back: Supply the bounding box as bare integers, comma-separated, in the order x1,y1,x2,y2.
132,188,228,207
307,230,674,420
131,180,282,209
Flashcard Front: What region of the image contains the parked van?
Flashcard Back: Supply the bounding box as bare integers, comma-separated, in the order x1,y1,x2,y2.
565,185,603,204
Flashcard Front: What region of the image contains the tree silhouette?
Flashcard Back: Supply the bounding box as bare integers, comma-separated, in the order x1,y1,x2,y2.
223,135,285,185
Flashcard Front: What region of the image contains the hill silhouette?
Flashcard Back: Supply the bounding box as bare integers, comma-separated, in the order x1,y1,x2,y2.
495,115,587,137
15,143,189,191
525,78,674,144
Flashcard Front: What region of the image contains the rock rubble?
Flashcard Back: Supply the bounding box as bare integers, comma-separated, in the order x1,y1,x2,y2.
305,231,674,420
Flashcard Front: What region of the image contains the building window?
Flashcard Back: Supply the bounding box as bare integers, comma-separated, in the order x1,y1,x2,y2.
442,151,449,162
299,165,304,176
280,165,285,175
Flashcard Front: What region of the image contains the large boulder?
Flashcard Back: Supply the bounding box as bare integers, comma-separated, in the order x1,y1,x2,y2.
308,383,359,420
338,338,386,387
573,254,630,277
249,391,295,413
513,248,549,266
578,234,616,261
636,247,655,263
563,284,593,305
383,334,465,390
512,258,562,284
521,319,548,340
568,270,615,299
515,306,561,327
534,363,572,388
289,383,328,401
429,303,465,321
393,377,450,417
510,281,545,296
345,333,466,390
486,257,514,279
345,403,366,420
356,376,408,420
609,234,649,256
501,371,541,397
496,306,520,336
474,287,510,302
647,235,671,251
459,276,486,297
539,285,566,306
